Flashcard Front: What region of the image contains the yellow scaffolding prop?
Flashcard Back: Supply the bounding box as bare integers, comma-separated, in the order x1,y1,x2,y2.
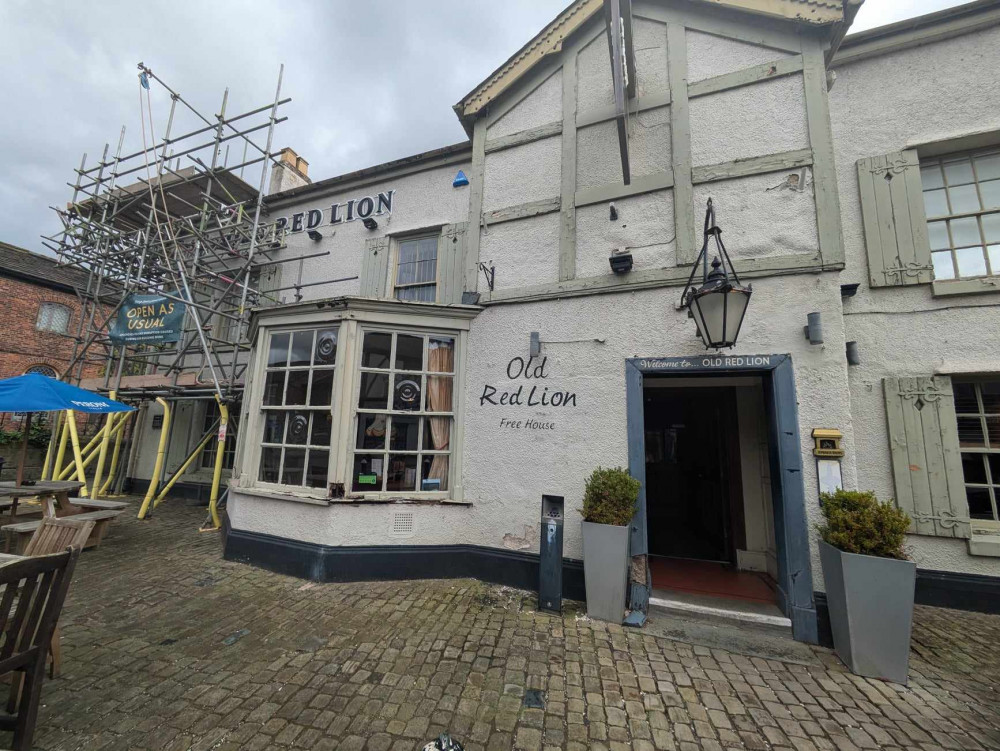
152,420,218,509
57,414,126,482
42,413,67,481
100,411,132,496
207,395,228,530
64,410,88,497
137,398,170,520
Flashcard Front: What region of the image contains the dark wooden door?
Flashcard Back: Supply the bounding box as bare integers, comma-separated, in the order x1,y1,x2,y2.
643,385,739,563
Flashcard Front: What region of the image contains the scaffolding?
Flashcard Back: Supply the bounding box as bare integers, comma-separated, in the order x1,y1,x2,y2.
40,62,337,526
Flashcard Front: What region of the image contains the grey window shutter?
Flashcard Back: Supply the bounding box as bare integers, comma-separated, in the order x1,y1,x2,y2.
857,150,933,287
359,236,390,298
883,376,971,539
436,223,468,304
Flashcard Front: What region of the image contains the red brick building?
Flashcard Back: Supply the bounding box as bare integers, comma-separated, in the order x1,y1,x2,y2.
0,241,98,382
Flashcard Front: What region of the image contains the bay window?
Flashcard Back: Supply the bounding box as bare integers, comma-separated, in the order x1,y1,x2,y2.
244,299,474,502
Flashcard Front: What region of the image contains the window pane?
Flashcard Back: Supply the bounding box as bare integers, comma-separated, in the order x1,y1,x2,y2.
268,333,289,366
424,416,451,452
263,412,285,443
352,454,383,492
311,412,332,446
990,246,1000,274
982,382,1000,413
357,414,386,449
983,213,1000,243
386,454,418,492
989,453,1000,482
948,183,980,214
425,375,453,412
944,158,974,186
988,416,1000,448
962,453,988,485
975,152,1000,181
958,416,985,447
395,335,423,371
396,284,436,302
314,329,338,365
286,412,310,445
428,337,455,372
927,221,950,250
389,416,419,451
310,369,334,406
956,247,988,278
260,447,281,483
290,331,313,367
263,372,285,406
393,375,422,411
286,371,309,405
966,487,994,520
398,242,419,264
920,165,944,190
954,382,979,414
980,179,1000,211
421,455,449,492
359,372,389,409
932,251,955,280
362,332,392,369
923,188,949,218
950,217,981,247
282,449,306,485
306,450,329,489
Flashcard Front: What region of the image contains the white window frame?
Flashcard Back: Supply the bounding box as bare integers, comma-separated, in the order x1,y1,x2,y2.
36,302,71,334
955,378,1000,531
238,299,473,504
347,325,459,501
390,231,442,303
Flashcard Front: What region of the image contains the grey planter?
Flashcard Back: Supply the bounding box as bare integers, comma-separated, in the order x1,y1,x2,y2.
819,540,916,684
581,520,630,623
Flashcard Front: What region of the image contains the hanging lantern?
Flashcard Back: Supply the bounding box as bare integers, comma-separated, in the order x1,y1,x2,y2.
680,199,752,349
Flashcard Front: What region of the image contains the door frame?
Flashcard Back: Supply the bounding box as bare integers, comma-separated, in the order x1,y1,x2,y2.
626,354,818,644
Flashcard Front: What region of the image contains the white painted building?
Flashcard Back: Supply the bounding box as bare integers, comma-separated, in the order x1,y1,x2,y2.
128,0,1000,643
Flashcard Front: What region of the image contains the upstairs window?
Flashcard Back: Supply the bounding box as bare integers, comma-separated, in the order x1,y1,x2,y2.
24,364,58,378
921,149,1000,281
394,235,438,302
36,303,70,334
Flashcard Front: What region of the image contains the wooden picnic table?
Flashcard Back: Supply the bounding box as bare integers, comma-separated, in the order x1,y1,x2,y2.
0,552,23,566
0,481,86,521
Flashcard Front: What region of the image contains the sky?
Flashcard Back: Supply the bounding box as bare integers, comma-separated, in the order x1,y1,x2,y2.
0,0,972,255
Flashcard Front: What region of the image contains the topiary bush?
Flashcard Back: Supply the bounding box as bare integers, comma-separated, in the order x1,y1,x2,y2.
818,489,910,560
581,466,639,526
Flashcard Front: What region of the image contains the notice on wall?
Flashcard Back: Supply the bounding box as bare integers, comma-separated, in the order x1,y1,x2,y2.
109,293,185,344
480,356,578,432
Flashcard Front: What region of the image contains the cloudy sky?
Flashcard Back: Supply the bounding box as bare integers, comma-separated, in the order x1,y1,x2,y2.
0,0,969,255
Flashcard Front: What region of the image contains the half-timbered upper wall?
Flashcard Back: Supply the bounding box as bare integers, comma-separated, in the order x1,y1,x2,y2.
472,0,841,304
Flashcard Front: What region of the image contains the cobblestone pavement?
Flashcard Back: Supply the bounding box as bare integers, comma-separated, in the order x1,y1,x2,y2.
11,498,1000,751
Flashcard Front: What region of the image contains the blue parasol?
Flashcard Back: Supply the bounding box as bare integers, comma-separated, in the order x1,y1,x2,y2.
0,374,134,414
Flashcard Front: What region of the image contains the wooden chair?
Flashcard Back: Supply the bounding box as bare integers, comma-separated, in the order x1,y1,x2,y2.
0,548,80,751
21,518,93,679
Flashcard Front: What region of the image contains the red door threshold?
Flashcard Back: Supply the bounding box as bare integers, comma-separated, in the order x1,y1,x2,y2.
649,556,777,604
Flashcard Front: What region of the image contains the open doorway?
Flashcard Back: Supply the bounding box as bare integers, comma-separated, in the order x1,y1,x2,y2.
643,376,779,612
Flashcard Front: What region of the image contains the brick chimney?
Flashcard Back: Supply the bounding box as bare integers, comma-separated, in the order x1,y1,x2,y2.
268,147,312,195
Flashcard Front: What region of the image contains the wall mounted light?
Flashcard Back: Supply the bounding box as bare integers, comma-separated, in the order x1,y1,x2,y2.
609,202,618,221
846,340,861,365
804,312,823,345
362,217,378,230
679,199,752,349
609,247,633,274
530,332,541,357
307,229,323,241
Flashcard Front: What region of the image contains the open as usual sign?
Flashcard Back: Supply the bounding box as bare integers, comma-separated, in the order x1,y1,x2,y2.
110,294,185,344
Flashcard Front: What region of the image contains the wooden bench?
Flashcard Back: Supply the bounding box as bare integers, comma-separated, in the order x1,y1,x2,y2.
1,509,123,554
63,498,129,512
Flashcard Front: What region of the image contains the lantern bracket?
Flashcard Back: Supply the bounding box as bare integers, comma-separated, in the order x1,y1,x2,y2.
679,198,745,308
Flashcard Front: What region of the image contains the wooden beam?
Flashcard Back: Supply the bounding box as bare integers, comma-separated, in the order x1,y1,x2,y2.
482,196,561,225
485,121,562,155
667,23,696,265
464,119,487,294
692,148,813,184
559,52,578,283
576,90,671,130
482,252,838,306
635,2,804,53
689,55,804,99
801,38,844,266
575,171,674,207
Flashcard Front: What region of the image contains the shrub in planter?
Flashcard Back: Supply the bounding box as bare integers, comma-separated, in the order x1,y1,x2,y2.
817,489,915,683
580,467,639,623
